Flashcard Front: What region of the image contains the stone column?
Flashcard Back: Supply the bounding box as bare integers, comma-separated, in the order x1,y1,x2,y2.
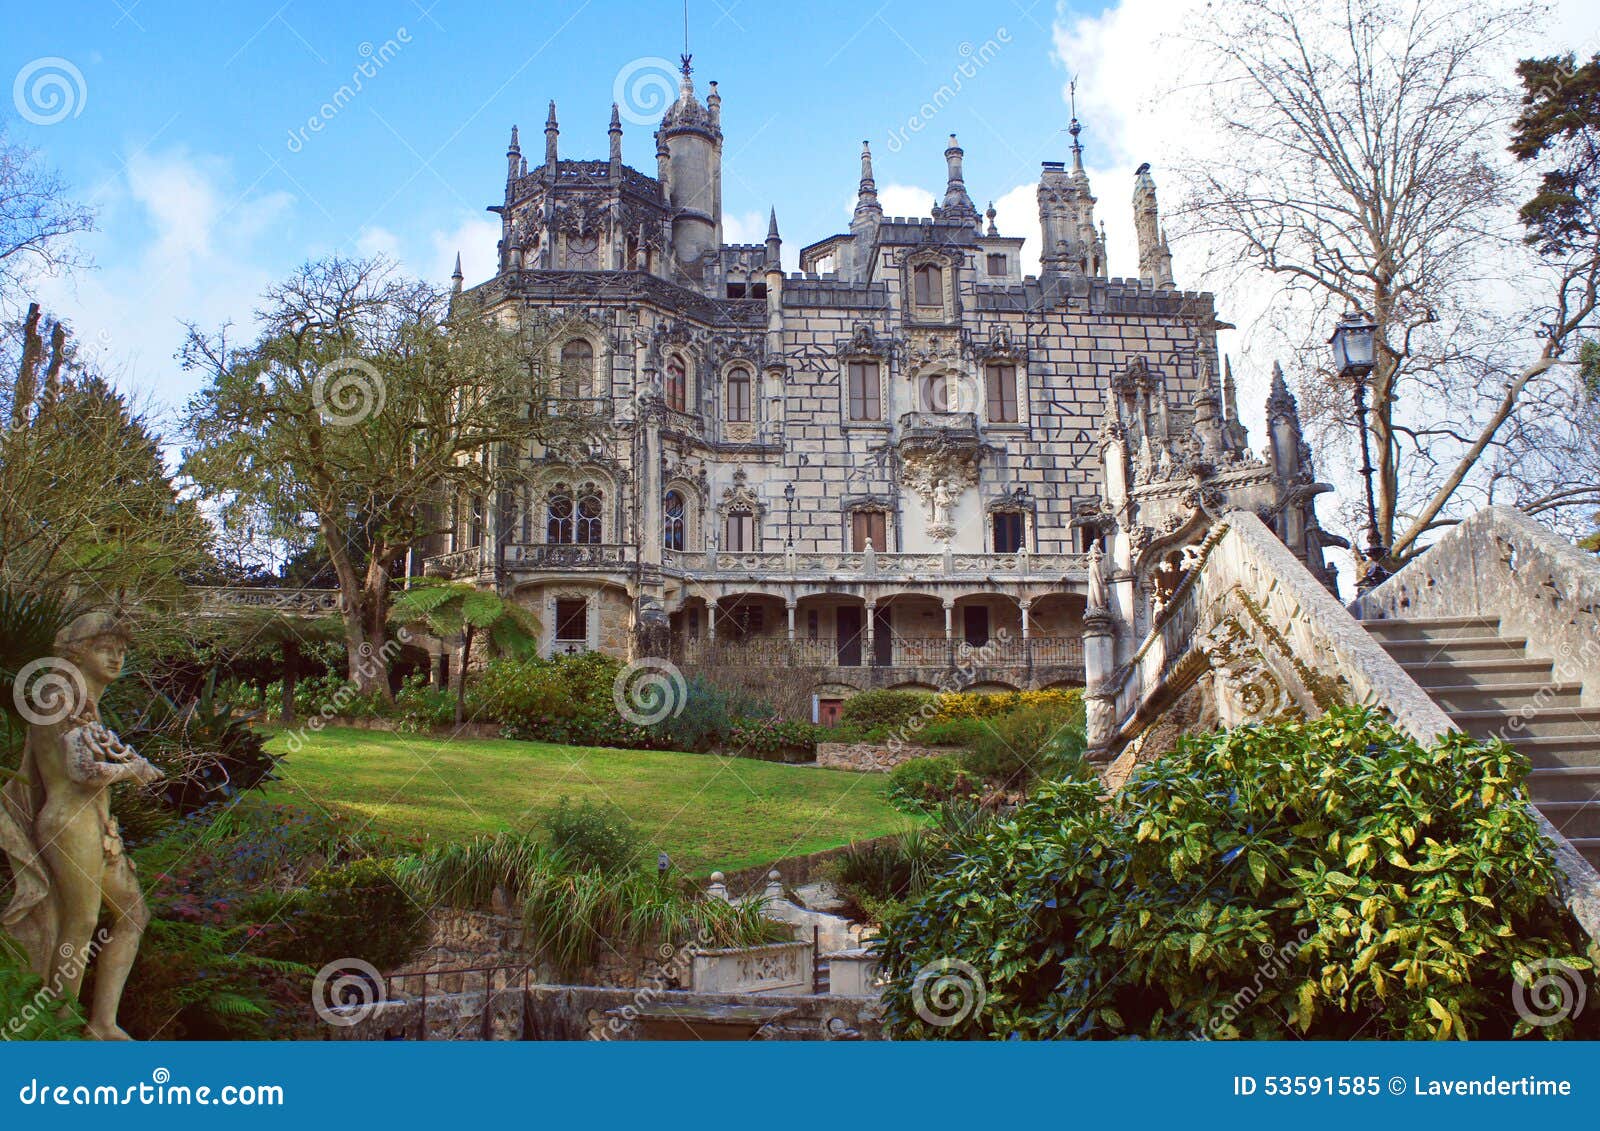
943,599,955,670
1082,546,1118,763
786,601,796,642
1019,598,1032,685
864,599,876,665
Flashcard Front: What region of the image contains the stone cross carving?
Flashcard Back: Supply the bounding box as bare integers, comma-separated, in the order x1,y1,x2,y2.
0,612,163,1040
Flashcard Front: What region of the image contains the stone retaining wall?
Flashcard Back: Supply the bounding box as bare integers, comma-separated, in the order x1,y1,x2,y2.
815,741,963,772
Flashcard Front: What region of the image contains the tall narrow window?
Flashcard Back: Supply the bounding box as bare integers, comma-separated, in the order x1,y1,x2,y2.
992,511,1025,553
665,357,687,412
725,511,757,552
725,368,752,422
554,598,587,642
664,490,686,551
986,363,1018,423
847,361,881,421
851,511,887,552
559,339,593,400
575,482,603,544
546,484,574,544
913,264,941,306
920,373,950,413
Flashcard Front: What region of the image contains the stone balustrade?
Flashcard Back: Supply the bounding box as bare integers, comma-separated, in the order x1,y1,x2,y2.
662,546,1086,581
188,586,345,617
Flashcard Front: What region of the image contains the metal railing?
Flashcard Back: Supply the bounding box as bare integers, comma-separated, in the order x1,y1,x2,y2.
677,635,1084,672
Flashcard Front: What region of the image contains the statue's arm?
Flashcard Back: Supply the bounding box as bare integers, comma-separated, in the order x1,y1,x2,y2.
64,729,161,786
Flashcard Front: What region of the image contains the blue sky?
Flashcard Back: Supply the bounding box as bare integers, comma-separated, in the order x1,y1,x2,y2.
8,0,1127,407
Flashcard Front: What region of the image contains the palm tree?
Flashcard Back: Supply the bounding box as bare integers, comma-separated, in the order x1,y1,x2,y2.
390,580,539,724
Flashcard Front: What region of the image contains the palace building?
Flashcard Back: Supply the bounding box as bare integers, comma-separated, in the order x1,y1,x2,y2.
425,56,1338,714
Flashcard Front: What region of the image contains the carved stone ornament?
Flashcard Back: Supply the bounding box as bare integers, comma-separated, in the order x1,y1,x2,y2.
900,449,979,528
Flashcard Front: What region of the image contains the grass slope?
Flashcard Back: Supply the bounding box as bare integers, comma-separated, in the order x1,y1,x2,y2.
263,726,913,874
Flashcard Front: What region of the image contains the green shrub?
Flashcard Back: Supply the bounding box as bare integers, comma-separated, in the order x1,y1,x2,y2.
725,717,820,761
878,708,1598,1040
0,939,85,1040
825,831,943,920
912,716,985,748
543,797,643,875
394,672,455,732
887,755,974,812
958,703,1085,786
254,858,430,972
840,690,934,733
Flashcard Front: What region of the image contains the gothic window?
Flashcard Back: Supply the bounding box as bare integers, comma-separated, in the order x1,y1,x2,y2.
724,510,758,552
567,232,599,270
575,482,603,544
666,356,687,413
847,360,881,421
559,339,594,400
986,253,1007,276
725,368,752,422
992,511,1025,553
554,598,588,642
851,510,887,552
625,235,639,269
920,372,951,413
986,363,1019,423
913,264,941,306
546,484,574,544
664,490,687,551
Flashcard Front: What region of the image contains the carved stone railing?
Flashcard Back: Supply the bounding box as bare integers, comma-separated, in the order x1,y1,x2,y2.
189,587,344,616
1096,508,1600,942
424,547,486,579
661,547,1086,581
1351,506,1600,704
506,543,634,570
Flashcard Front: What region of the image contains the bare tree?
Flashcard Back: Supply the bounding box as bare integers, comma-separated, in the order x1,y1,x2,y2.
1177,0,1599,573
0,125,92,312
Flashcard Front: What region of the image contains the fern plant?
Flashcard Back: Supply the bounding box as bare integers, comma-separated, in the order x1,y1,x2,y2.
390,579,540,724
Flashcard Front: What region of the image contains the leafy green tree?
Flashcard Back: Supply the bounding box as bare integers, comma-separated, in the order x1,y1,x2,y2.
181,258,594,697
389,577,538,723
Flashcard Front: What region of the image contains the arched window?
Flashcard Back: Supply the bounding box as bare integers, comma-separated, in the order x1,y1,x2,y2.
913,264,941,306
725,368,752,422
559,339,594,400
664,490,686,551
546,483,574,544
666,356,687,413
575,482,603,544
567,232,599,270
920,373,950,413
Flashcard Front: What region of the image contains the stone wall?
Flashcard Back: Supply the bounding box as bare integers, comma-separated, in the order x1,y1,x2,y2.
816,740,960,772
524,985,884,1041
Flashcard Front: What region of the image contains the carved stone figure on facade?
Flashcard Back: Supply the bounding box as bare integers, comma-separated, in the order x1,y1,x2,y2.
0,612,163,1040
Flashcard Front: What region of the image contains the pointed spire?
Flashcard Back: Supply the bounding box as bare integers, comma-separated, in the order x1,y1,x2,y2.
765,208,782,269
706,80,720,126
1068,79,1085,173
506,125,521,183
1223,356,1240,421
941,134,978,222
986,201,998,237
544,101,559,169
608,102,623,173
451,252,463,295
854,140,881,220
1267,361,1298,422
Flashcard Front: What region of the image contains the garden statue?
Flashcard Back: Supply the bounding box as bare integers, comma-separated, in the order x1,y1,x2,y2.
0,611,163,1040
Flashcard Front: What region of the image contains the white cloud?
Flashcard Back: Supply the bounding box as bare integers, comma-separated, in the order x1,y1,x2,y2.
428,215,502,288
876,183,936,219
721,210,767,246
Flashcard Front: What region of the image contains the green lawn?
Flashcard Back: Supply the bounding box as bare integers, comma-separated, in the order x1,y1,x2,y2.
263,727,915,874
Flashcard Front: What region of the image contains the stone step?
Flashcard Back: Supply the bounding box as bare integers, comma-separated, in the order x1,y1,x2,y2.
1536,801,1600,841
1527,766,1600,803
1426,682,1585,714
1400,657,1555,688
1362,616,1502,643
1378,635,1530,663
1510,734,1600,768
1563,837,1600,870
1450,706,1600,740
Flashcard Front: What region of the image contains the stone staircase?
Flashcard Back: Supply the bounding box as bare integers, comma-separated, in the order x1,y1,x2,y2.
1363,615,1600,868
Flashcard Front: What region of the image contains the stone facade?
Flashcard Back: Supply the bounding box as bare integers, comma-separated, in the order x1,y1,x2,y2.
425,53,1288,711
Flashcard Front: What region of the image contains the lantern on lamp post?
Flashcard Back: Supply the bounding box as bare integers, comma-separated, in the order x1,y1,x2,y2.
1329,309,1388,591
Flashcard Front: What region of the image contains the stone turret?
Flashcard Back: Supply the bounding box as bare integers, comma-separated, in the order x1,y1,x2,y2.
1134,163,1175,289
938,134,980,228
608,102,623,179
1039,111,1103,278
656,56,723,272
544,101,559,171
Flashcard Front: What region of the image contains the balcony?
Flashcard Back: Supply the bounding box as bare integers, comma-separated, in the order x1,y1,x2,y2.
506,543,634,570
898,410,980,442
662,547,1086,582
675,634,1083,675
